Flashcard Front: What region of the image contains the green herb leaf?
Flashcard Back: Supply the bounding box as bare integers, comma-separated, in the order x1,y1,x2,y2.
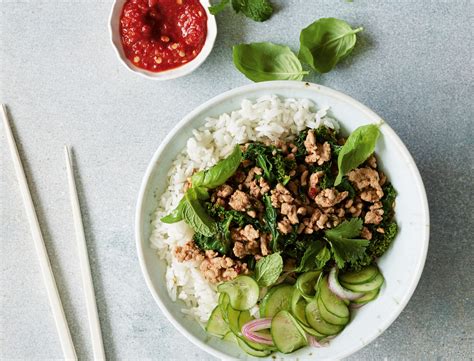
209,0,230,15
193,215,233,254
315,246,331,269
182,188,217,237
233,42,308,82
263,195,280,252
231,0,273,22
295,240,325,272
325,218,369,268
334,124,380,186
299,17,363,73
160,198,185,223
192,145,242,189
255,252,283,287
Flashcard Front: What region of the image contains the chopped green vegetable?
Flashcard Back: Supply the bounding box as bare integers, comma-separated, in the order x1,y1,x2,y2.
325,218,369,268
233,42,308,82
295,240,325,272
335,124,380,186
263,195,280,251
192,145,242,189
299,18,363,73
254,252,283,287
315,246,331,269
193,215,233,254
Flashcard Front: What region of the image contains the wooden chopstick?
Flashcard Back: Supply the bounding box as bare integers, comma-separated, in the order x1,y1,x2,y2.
1,104,77,360
64,146,106,360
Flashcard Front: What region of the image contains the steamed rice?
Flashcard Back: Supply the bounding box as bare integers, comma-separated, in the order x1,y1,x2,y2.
149,95,339,323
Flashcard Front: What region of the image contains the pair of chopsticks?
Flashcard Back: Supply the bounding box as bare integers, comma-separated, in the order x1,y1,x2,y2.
2,105,105,360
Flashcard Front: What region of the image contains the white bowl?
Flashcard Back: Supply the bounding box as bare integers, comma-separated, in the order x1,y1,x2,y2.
109,0,217,80
135,81,430,360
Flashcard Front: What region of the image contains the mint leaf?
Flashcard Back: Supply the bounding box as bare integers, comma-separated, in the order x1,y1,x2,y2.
231,0,273,22
182,189,217,237
255,253,283,287
335,124,380,185
325,218,369,268
209,0,230,15
191,145,242,189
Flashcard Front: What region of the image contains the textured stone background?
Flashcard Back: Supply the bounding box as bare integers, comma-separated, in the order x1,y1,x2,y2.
1,0,473,360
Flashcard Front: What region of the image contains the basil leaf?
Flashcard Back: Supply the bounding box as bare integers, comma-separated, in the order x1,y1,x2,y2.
182,189,217,237
209,0,230,15
334,124,380,186
191,145,242,189
160,198,185,223
255,252,283,287
299,18,363,73
233,42,308,82
231,0,273,22
325,218,369,268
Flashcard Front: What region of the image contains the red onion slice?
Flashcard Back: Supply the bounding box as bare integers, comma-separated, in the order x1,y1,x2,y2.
307,334,322,348
328,267,365,301
241,318,274,345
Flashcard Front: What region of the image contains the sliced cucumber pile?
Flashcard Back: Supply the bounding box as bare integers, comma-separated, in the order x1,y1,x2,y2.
206,266,385,357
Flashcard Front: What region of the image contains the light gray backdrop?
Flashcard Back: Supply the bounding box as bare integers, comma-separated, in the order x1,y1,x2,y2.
1,0,473,360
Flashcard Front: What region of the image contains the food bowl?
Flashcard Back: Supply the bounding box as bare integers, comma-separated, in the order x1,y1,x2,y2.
109,0,217,80
135,81,429,360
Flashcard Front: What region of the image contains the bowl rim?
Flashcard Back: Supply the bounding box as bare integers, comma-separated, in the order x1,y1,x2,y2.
108,0,217,80
135,81,430,360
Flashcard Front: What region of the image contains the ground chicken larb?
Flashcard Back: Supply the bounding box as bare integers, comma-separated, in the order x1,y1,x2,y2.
174,126,396,283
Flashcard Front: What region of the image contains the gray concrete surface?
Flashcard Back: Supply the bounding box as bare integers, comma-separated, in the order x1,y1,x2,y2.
1,0,473,360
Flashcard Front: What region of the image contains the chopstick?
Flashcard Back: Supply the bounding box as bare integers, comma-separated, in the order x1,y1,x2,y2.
1,105,77,360
64,146,105,361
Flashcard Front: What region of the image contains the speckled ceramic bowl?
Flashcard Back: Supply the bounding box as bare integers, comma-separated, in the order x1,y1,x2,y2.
109,0,217,80
135,81,430,360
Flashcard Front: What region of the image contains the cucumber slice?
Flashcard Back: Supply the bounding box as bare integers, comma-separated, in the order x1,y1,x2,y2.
319,276,350,319
296,271,321,299
218,293,230,322
227,305,245,336
223,331,237,343
291,288,310,326
352,288,380,304
298,322,327,339
217,276,259,311
259,284,294,318
305,300,344,335
271,310,308,354
339,265,379,285
236,337,272,357
317,296,349,326
341,273,384,292
206,306,230,338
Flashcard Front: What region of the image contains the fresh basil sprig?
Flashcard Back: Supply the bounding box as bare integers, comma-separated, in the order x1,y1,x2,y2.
233,42,308,82
192,145,242,189
334,124,380,186
299,18,363,73
254,252,283,287
161,145,242,236
210,0,273,22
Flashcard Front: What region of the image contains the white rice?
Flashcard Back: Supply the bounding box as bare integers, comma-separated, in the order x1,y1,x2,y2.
149,95,339,323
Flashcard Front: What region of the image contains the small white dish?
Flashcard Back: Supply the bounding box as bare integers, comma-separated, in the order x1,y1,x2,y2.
135,81,430,360
108,0,217,80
